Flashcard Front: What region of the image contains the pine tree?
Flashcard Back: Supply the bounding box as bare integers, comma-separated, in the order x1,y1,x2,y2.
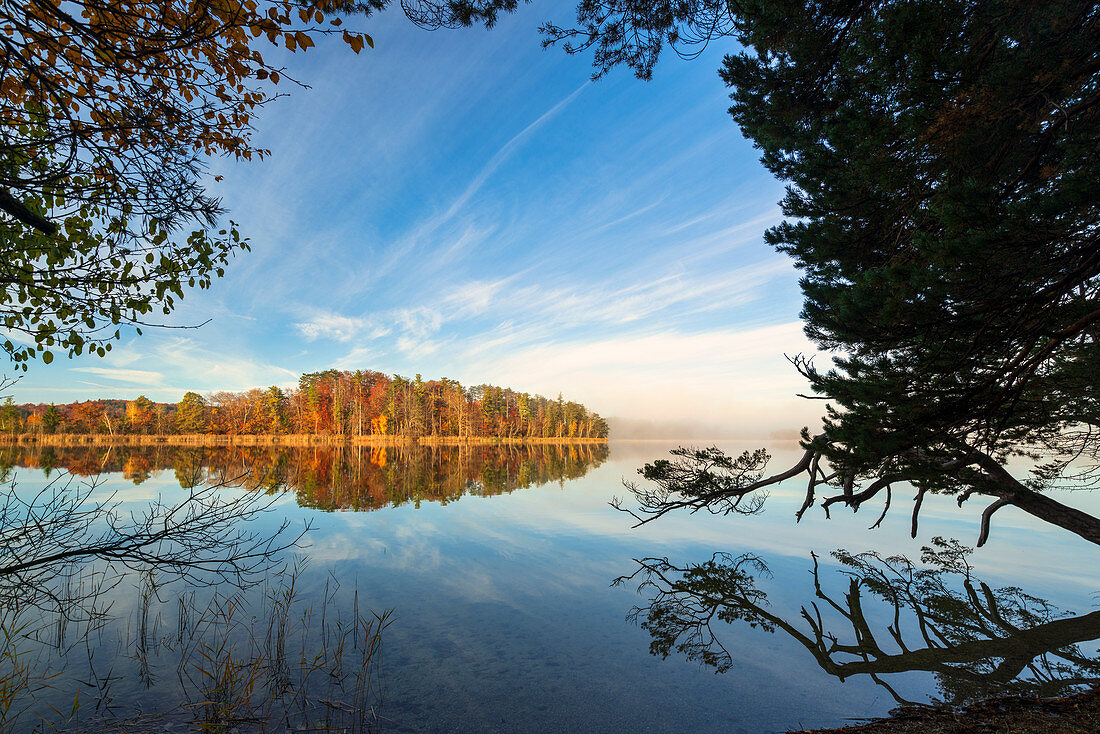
42,403,61,434
176,392,208,434
554,1,1100,544
720,0,1099,543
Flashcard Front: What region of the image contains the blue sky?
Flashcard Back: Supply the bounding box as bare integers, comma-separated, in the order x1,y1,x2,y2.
12,3,823,435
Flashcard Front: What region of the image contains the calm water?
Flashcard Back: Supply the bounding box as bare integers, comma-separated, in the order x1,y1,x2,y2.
3,440,1099,732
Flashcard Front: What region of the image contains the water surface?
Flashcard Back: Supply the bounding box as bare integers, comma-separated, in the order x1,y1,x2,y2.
3,440,1098,732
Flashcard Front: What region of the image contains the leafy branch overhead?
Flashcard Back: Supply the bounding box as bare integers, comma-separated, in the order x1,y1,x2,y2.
0,1,376,367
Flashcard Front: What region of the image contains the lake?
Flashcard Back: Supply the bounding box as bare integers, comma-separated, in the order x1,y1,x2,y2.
2,440,1098,732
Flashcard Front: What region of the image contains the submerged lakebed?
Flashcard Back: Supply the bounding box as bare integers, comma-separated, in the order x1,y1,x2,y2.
3,440,1099,732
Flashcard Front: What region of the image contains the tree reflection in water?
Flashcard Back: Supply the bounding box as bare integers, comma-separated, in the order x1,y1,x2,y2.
0,442,609,511
617,538,1100,706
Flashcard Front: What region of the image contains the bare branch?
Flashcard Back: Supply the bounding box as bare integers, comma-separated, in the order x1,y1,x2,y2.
911,488,927,539
977,497,1012,548
0,464,307,627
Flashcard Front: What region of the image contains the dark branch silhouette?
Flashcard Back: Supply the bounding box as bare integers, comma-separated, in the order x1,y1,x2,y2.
0,188,57,234
617,436,1100,548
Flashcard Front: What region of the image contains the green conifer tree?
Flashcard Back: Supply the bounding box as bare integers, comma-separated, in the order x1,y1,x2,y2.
545,1,1100,544
176,392,208,434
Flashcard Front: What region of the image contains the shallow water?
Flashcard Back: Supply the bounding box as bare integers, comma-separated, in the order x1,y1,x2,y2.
3,440,1098,732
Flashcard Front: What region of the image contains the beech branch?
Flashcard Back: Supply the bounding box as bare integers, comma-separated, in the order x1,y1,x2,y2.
0,187,57,235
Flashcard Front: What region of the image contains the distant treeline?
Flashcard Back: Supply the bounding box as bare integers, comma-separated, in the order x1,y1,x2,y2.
2,369,609,440
0,443,609,512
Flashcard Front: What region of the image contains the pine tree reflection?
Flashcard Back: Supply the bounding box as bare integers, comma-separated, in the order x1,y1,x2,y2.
617,538,1100,705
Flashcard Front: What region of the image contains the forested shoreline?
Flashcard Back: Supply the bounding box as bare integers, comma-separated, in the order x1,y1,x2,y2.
1,369,609,441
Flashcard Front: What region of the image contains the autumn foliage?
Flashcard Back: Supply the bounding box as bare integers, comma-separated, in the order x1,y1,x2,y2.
7,368,610,439
2,1,374,201
0,1,375,367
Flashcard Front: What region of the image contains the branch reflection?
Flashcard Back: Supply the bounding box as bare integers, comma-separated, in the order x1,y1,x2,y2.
617,538,1100,705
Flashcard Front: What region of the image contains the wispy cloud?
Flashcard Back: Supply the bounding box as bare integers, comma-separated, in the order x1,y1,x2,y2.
403,256,795,344
395,307,444,340
0,329,35,347
525,257,793,327
70,367,164,386
367,82,590,283
295,315,364,342
440,277,516,319
439,82,589,225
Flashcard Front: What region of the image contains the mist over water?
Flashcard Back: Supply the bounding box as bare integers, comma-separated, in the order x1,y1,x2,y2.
606,417,808,441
